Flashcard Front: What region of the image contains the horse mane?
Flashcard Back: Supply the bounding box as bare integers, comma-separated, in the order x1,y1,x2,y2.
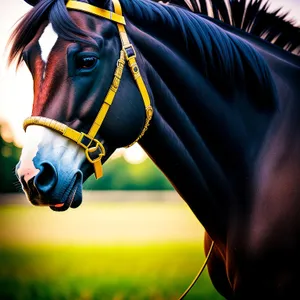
8,0,278,110
121,0,277,109
8,0,300,67
155,0,300,55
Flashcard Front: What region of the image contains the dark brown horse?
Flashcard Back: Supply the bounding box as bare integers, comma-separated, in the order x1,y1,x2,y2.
8,0,300,298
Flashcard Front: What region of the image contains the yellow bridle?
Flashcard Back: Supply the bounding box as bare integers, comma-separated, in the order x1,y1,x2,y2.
23,0,153,179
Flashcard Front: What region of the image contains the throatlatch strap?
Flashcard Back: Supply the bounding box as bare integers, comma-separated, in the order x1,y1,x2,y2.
112,0,153,146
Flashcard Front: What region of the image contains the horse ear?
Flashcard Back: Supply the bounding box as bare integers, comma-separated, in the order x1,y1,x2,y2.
24,0,40,5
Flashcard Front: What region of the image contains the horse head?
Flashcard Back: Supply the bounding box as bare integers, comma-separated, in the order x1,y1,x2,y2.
12,0,153,211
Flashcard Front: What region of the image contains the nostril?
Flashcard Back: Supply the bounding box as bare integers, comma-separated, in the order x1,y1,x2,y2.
19,175,37,199
20,175,27,188
34,162,58,194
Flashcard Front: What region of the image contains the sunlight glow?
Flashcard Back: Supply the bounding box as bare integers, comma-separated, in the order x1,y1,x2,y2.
0,123,14,144
109,144,148,164
123,144,148,164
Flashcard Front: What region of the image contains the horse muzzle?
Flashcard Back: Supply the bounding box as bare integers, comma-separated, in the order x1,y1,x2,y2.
17,160,83,211
16,125,87,211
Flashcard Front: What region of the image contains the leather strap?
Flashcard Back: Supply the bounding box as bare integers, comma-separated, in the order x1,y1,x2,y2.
88,50,125,138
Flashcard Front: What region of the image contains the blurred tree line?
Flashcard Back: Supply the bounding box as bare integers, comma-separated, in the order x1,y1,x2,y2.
83,157,173,190
0,125,21,193
0,124,173,193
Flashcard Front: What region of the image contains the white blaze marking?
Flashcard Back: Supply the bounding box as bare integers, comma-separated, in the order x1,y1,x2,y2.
18,126,85,183
38,23,58,77
18,126,45,182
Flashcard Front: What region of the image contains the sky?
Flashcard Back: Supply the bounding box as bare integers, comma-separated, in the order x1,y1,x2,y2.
0,0,299,148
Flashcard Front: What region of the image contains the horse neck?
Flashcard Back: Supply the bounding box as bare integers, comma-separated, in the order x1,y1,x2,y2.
125,14,277,240
122,23,231,239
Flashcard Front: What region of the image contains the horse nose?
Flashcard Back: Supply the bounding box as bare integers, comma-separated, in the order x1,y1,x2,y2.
17,162,57,205
34,162,58,194
19,162,58,197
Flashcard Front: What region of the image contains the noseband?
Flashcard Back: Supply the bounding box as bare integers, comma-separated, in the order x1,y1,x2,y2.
23,0,153,179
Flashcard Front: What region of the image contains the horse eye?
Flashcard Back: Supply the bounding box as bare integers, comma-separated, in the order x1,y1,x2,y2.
76,56,98,69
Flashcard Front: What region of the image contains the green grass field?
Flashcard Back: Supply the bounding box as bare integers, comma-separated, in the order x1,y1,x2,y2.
0,192,224,300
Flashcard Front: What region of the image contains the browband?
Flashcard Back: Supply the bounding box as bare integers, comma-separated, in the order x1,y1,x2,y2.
66,0,126,24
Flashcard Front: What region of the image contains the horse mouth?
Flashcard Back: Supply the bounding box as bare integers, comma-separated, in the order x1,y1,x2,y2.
50,174,82,212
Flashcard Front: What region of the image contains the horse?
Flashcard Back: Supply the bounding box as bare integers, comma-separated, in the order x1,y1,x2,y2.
7,0,300,298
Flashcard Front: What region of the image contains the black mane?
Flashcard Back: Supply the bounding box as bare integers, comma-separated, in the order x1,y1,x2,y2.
8,0,278,110
120,0,277,110
156,0,300,55
8,0,300,68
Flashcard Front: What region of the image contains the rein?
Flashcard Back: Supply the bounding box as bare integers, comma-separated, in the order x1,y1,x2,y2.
22,0,213,297
179,240,214,299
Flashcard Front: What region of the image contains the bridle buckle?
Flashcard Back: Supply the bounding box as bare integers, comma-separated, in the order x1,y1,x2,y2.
77,133,106,164
85,140,105,164
123,44,136,60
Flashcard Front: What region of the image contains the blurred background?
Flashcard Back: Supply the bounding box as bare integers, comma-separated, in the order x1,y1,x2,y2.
0,0,299,299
